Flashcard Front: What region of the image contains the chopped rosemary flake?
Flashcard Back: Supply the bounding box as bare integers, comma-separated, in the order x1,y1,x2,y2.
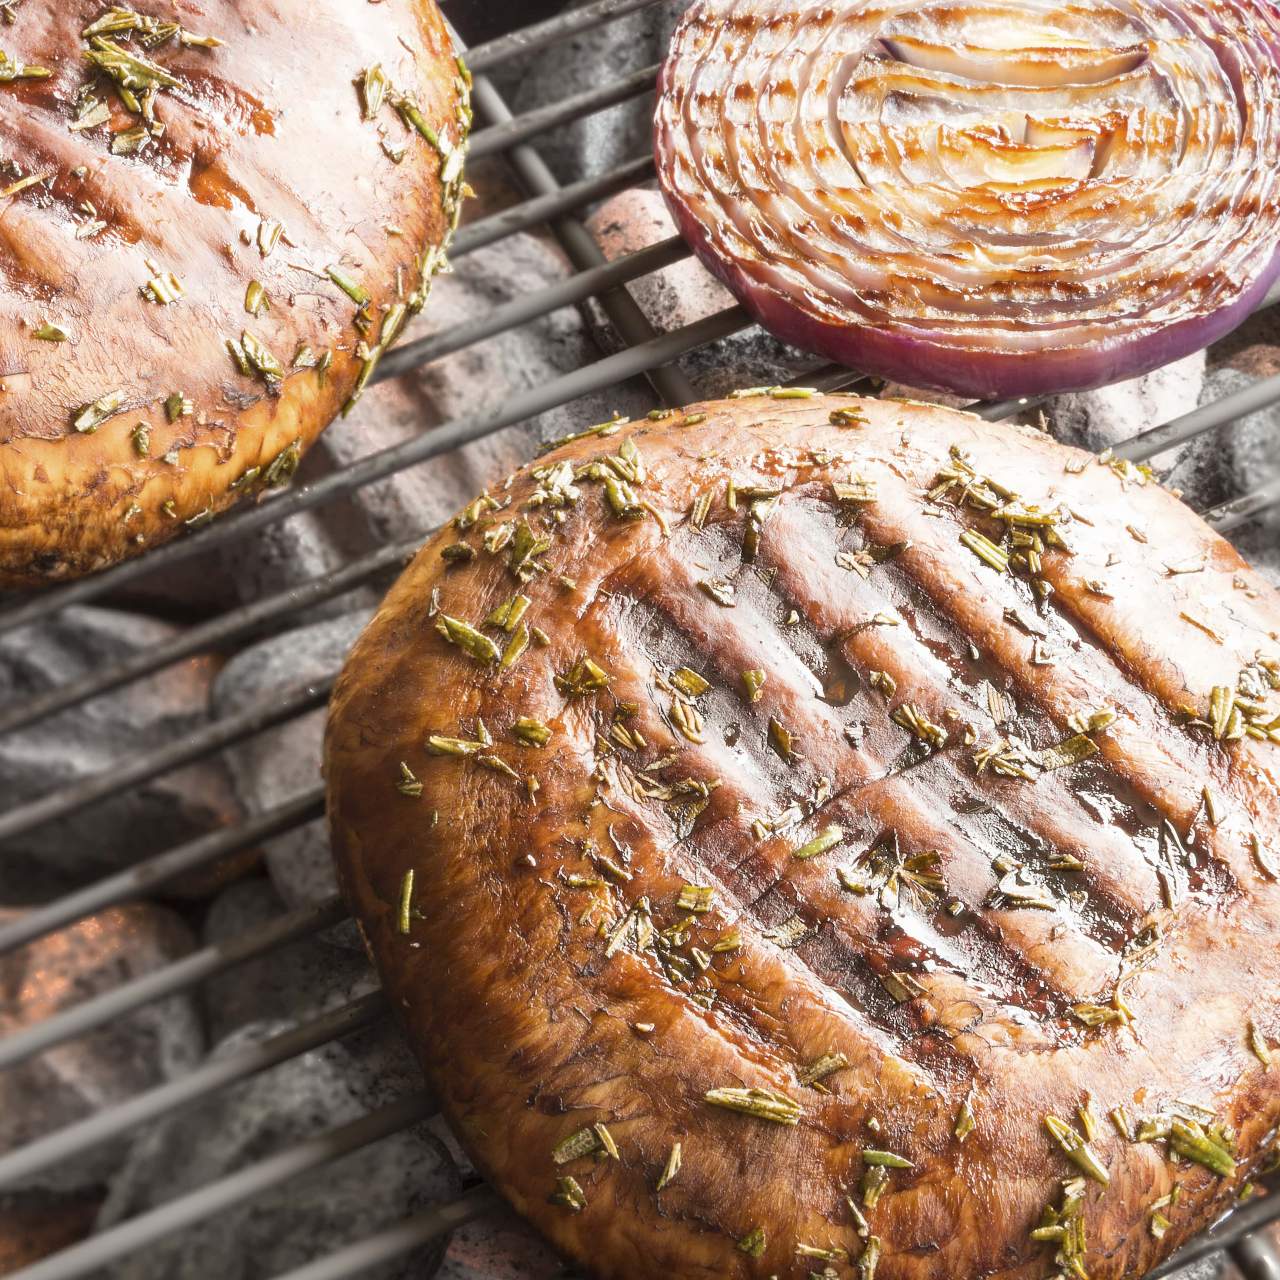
73,389,125,433
879,970,925,1003
0,48,50,80
891,703,948,749
395,762,422,797
792,825,844,861
513,717,551,747
1249,1019,1273,1066
165,391,192,421
671,666,710,698
830,406,868,427
0,168,53,199
742,669,766,702
397,869,414,934
1071,999,1130,1028
863,1148,912,1169
1044,1114,1109,1184
1151,1211,1171,1239
436,615,499,665
833,478,877,505
130,422,150,457
85,35,180,90
551,1126,600,1165
1169,1118,1236,1177
1038,733,1098,772
767,716,795,763
798,1052,848,1086
955,1092,976,1141
555,654,610,696
705,1086,802,1125
869,670,897,698
593,1122,619,1160
262,440,300,488
327,265,370,306
698,578,736,607
859,1235,882,1280
499,623,530,671
244,280,268,316
960,529,1009,573
549,1175,586,1212
861,1163,889,1207
676,884,715,913
359,63,388,119
656,1141,681,1190
604,897,653,958
1202,786,1223,827
257,217,283,258
737,1227,766,1258
239,330,285,385
710,928,742,953
798,1243,848,1262
32,321,71,342
771,385,818,398
426,733,486,757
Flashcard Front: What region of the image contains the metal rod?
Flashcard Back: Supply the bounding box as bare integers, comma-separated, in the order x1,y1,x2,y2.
6,1093,435,1280
378,236,688,382
0,788,323,956
0,541,413,738
1206,477,1280,533
472,72,697,408
466,0,661,72
1115,369,1280,463
1145,1193,1280,1279
450,154,655,259
0,679,332,844
469,64,658,161
0,897,347,1070
0,991,388,1191
1232,1233,1280,1280
269,1186,503,1280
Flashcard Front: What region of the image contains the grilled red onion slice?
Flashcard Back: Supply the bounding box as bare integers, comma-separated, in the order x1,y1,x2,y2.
655,0,1280,398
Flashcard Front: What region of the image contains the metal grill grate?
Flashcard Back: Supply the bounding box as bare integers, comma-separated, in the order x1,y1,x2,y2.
2,3,1279,1277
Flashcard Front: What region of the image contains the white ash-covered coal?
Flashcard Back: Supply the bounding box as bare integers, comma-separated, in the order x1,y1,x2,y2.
3,2,1278,1275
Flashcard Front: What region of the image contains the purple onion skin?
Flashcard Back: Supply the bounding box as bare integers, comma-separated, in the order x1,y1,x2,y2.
654,57,1280,401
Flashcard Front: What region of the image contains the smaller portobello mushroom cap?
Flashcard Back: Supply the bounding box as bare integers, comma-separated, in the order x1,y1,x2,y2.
0,0,469,586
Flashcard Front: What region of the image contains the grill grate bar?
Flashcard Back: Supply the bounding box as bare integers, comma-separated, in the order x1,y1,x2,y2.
270,1187,503,1280
0,542,415,738
0,896,346,1071
450,153,654,258
466,0,661,73
468,63,658,161
0,991,387,1192
7,1094,436,1280
0,789,323,956
377,234,688,383
0,679,333,845
1207,477,1280,533
1115,369,1280,464
471,71,697,407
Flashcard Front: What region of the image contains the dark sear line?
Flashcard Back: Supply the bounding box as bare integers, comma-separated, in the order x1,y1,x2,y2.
594,528,1119,1049
837,465,1248,896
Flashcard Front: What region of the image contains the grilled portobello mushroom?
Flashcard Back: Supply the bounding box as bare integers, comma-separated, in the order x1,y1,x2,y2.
326,394,1280,1280
0,0,469,586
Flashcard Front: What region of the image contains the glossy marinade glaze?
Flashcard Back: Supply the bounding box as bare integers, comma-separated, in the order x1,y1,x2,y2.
327,394,1280,1280
654,0,1280,399
0,0,468,585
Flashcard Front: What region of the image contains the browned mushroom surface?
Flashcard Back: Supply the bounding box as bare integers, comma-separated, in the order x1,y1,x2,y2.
327,394,1280,1280
0,0,468,585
